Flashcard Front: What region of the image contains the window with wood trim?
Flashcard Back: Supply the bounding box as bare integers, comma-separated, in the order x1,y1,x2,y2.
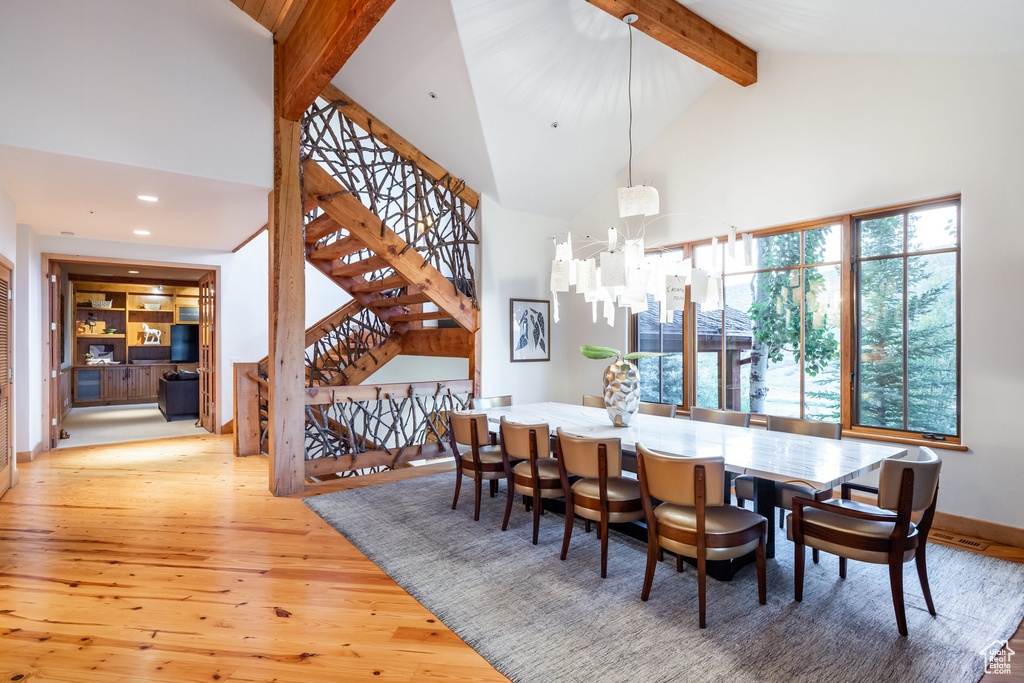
629,195,961,446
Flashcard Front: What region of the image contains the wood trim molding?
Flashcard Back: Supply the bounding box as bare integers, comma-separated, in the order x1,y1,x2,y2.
584,0,756,86
231,224,268,253
932,511,1024,550
16,442,43,464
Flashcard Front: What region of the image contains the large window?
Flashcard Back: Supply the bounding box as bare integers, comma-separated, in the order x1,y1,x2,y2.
630,196,961,447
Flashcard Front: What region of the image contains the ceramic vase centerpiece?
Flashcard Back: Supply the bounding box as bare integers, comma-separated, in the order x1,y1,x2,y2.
580,345,666,427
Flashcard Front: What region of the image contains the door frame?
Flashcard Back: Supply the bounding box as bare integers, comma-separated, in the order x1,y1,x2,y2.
41,253,221,453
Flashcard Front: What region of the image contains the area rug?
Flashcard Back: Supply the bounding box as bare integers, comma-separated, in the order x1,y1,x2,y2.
305,474,1024,683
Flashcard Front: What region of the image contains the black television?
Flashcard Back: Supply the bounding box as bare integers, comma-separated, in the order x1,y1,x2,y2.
170,324,200,363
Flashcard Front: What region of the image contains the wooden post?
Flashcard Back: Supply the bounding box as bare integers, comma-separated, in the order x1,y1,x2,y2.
233,362,261,457
268,43,306,496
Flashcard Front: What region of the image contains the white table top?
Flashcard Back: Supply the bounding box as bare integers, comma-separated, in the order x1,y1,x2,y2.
479,402,908,491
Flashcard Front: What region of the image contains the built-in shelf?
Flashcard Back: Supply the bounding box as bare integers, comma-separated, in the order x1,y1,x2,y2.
79,333,125,338
76,306,126,311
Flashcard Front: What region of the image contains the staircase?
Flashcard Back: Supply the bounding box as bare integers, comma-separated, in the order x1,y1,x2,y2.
262,84,480,389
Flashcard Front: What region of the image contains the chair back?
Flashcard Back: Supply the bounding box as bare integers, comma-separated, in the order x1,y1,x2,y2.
639,401,677,418
556,428,622,478
500,416,549,461
636,443,725,507
877,448,942,513
473,395,512,410
582,394,605,408
767,415,841,440
689,406,751,428
449,411,488,448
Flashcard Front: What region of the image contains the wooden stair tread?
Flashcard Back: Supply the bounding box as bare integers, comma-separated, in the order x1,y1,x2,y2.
389,311,453,323
367,293,431,308
332,255,389,279
305,213,343,244
309,235,367,261
348,275,409,293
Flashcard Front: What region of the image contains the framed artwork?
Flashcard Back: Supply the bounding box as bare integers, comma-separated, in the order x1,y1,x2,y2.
510,298,550,362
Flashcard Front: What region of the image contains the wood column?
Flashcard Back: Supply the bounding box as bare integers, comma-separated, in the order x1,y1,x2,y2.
268,43,306,496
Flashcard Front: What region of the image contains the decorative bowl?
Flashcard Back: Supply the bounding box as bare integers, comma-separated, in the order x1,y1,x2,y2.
91,299,112,308
104,328,118,334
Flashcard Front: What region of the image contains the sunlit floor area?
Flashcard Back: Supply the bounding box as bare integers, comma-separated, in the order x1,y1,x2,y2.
58,403,206,448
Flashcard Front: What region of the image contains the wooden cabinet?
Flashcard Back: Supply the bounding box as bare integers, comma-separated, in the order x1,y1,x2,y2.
126,366,157,400
73,364,172,406
99,367,128,401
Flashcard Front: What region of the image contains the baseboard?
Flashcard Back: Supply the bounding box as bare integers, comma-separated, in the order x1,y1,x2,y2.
221,419,234,434
17,442,43,463
932,512,1024,550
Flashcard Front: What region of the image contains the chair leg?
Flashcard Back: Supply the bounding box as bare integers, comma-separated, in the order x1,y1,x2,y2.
916,545,937,617
839,556,847,579
641,539,659,601
756,535,767,606
697,552,707,629
524,495,531,512
889,557,908,637
473,473,482,522
560,504,574,561
451,469,462,511
585,519,591,533
658,548,664,562
600,515,610,578
676,554,684,572
501,478,514,532
794,542,805,602
736,497,746,509
812,549,819,564
778,508,785,529
532,494,542,545
490,479,498,498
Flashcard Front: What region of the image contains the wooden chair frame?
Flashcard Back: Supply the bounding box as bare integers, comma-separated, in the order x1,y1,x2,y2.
637,453,767,628
790,468,939,636
448,414,505,522
499,424,563,545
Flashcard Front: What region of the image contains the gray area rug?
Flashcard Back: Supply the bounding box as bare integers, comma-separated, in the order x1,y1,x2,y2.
305,474,1024,683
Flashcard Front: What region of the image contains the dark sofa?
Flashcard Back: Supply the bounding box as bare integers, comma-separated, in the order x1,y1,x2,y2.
158,371,200,421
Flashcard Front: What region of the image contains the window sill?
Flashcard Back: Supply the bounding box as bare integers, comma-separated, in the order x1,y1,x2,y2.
841,429,967,452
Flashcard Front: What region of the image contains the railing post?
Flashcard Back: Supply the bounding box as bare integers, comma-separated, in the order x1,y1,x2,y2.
233,362,261,457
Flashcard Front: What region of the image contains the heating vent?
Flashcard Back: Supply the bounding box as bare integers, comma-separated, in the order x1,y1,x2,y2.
931,531,990,551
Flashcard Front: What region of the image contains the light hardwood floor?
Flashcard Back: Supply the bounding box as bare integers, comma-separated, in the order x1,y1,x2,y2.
1,434,1021,682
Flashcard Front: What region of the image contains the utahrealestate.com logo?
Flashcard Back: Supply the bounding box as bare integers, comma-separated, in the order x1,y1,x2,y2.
980,639,1015,675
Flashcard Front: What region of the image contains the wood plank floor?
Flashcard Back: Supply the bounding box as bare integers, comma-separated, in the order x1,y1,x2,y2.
1,434,1021,682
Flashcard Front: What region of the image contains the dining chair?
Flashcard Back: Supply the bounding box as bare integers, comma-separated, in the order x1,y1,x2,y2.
636,443,767,628
735,415,842,527
499,416,563,544
472,395,512,410
788,448,941,636
582,394,604,408
448,411,506,522
689,406,751,428
638,401,677,418
556,428,645,578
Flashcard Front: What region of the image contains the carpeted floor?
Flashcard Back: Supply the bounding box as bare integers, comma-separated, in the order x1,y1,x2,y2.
60,404,205,448
305,474,1024,683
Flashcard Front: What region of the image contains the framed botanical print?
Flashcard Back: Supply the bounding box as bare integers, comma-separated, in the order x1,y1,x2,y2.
510,298,550,362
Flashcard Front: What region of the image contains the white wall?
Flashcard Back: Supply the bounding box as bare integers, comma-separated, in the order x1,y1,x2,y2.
478,196,573,403
14,224,40,456
565,52,1024,528
0,0,272,187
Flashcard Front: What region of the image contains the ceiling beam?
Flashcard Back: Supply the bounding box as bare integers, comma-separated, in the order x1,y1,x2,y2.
279,0,396,121
584,0,757,87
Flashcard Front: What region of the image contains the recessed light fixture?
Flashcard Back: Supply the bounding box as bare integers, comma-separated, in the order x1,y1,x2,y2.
551,122,559,128
128,270,139,274
137,195,159,202
133,229,150,236
428,92,437,99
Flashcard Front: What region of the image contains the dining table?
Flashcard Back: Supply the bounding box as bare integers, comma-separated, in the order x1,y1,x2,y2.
476,401,909,579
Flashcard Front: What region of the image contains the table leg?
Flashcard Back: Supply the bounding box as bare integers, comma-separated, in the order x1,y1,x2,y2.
752,476,775,559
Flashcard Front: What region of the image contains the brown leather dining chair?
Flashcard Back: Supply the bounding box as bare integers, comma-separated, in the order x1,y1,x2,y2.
638,401,677,418
636,443,767,628
556,428,645,578
472,395,512,410
448,411,506,522
788,448,942,636
499,416,563,544
735,415,843,527
689,406,751,427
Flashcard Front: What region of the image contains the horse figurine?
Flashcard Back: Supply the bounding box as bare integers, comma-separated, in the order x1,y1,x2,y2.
142,323,162,345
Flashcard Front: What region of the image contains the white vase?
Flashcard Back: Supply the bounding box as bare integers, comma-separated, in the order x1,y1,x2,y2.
602,358,640,427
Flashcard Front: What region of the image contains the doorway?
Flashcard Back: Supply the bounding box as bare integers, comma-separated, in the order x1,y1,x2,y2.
45,257,218,450
0,263,12,498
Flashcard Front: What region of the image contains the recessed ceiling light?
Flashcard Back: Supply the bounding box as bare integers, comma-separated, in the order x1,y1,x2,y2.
133,229,150,236
428,92,437,99
128,270,140,274
551,122,559,128
137,195,159,202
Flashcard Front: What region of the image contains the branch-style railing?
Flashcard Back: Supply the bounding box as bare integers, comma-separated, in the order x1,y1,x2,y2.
305,301,394,386
302,93,479,305
303,380,473,477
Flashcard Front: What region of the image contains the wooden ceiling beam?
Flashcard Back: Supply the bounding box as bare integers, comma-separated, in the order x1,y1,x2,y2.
278,0,396,121
584,0,756,87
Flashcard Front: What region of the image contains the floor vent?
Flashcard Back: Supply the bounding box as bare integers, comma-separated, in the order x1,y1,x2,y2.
931,531,990,551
